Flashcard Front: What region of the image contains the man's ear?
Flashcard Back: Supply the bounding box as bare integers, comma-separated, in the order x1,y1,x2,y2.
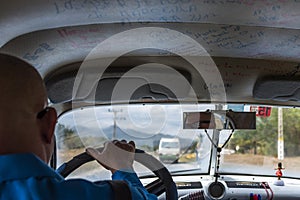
41,107,57,144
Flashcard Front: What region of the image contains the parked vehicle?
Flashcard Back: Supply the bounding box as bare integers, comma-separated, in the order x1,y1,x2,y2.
158,138,181,163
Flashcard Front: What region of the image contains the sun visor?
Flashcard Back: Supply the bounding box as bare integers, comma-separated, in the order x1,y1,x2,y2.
253,77,300,102
45,65,192,104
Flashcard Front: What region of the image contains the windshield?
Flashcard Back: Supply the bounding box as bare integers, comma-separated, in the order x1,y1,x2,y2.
55,104,300,180
222,106,300,179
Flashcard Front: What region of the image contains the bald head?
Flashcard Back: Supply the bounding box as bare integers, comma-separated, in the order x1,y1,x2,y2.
0,54,56,162
0,54,47,114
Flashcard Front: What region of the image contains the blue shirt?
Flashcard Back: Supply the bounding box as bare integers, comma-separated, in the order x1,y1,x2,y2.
0,153,157,200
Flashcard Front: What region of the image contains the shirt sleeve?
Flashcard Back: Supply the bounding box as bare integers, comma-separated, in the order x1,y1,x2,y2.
112,170,158,200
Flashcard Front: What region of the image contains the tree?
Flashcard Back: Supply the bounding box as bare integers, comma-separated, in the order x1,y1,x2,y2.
282,108,300,156
56,123,84,149
228,109,277,155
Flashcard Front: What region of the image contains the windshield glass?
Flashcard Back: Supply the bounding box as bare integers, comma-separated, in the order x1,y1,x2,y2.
55,104,300,180
222,106,300,179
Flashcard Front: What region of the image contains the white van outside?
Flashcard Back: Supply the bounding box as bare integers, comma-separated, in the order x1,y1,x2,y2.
158,138,180,163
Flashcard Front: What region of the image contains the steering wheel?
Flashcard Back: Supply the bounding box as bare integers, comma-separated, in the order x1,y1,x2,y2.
57,148,178,200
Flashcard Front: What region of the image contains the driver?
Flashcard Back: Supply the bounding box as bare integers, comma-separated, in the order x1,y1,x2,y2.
0,53,157,200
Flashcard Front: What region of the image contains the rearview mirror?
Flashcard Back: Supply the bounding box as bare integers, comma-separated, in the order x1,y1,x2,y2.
183,110,256,130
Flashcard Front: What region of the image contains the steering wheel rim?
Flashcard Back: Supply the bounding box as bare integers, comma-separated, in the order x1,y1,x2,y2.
57,148,178,200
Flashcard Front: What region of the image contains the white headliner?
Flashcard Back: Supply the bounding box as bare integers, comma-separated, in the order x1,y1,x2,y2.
1,1,300,74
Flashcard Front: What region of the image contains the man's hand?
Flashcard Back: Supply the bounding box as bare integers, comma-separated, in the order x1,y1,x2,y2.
86,140,135,174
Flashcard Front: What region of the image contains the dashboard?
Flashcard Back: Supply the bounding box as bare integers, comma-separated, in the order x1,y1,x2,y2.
152,175,300,200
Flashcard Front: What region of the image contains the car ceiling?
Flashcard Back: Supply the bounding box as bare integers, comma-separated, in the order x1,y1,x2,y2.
1,1,300,106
